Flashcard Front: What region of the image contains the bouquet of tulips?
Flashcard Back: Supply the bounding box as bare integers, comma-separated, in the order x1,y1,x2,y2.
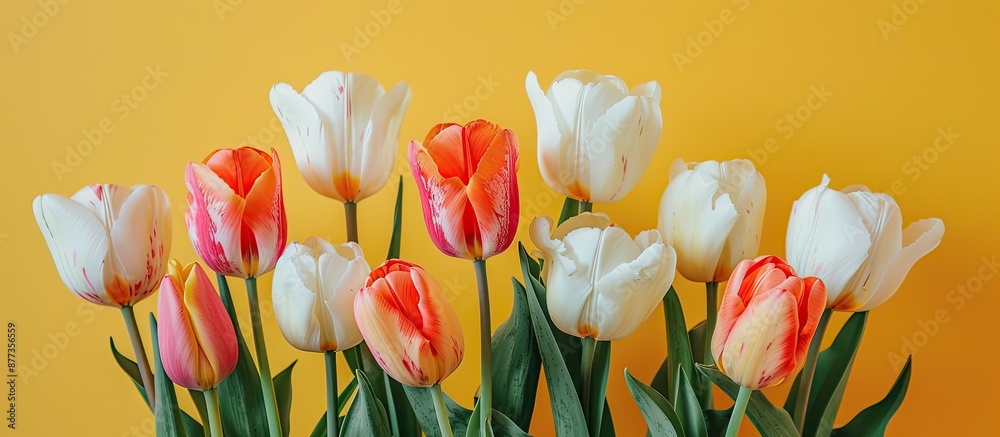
32,70,944,437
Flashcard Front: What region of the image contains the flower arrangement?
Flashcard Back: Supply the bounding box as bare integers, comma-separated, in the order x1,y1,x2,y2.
31,69,944,436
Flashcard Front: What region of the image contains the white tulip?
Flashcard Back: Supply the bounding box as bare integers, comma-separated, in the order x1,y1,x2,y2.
786,175,945,312
529,213,676,341
658,159,766,283
271,237,370,352
33,184,172,307
270,71,411,203
525,70,662,203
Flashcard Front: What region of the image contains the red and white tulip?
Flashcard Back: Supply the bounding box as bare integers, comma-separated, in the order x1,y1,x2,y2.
32,184,172,307
185,147,288,278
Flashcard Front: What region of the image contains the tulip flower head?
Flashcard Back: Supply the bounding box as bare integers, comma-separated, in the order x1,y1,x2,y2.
272,237,370,353
525,70,663,203
712,256,826,390
33,184,172,307
157,260,239,391
786,175,945,312
270,71,412,203
354,260,464,387
530,213,677,341
658,159,766,283
185,147,288,278
409,119,519,260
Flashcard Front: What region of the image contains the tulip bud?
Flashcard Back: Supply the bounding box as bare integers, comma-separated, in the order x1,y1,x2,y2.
185,147,288,279
409,119,519,260
272,237,370,353
33,184,172,307
157,260,239,391
712,256,826,390
270,71,412,203
530,213,677,341
525,70,663,203
658,159,766,283
354,260,464,387
786,175,945,312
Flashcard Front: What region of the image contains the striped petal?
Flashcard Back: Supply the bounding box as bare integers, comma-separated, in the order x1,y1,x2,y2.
32,194,112,306
242,149,287,277
157,272,207,390
356,81,411,202
183,263,238,388
467,127,519,258
270,83,340,200
110,185,172,304
185,162,245,277
719,288,799,390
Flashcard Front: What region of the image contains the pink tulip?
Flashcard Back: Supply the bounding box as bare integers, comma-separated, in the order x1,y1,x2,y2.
185,147,288,278
354,260,464,387
157,260,238,391
712,256,827,390
408,120,519,260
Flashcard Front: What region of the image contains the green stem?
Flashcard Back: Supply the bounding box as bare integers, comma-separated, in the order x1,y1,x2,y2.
473,258,493,428
793,308,833,432
579,200,593,213
120,305,155,410
245,277,282,437
384,371,400,437
344,201,359,243
204,387,224,437
580,337,599,437
430,384,454,437
725,387,752,437
705,282,719,365
325,351,339,437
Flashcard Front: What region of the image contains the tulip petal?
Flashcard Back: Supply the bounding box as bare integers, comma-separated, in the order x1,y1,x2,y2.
184,264,239,388
357,82,411,201
272,243,324,352
853,218,944,311
33,194,111,305
157,274,205,390
795,277,827,364
715,162,766,280
185,162,245,277
719,288,799,390
270,83,340,200
526,71,568,196
242,150,287,277
466,128,519,258
591,242,676,340
409,140,474,258
109,185,172,304
324,245,369,350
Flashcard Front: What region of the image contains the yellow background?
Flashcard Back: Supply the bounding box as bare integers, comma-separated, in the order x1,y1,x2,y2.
2,0,998,435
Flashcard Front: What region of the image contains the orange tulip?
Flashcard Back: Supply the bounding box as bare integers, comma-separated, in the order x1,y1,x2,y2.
711,256,827,390
408,119,519,260
354,260,464,387
185,147,288,278
157,260,239,391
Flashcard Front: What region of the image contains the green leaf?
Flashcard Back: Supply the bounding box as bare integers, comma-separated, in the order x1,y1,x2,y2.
698,365,798,437
387,374,421,437
273,361,297,437
465,400,496,437
688,321,707,367
490,278,542,430
599,400,616,437
149,314,187,437
832,356,912,437
309,413,346,437
342,370,392,437
704,408,734,437
588,341,612,434
403,386,528,437
558,197,581,225
652,321,709,404
109,337,205,437
385,175,404,260
623,368,684,437
663,287,700,406
518,243,588,436
674,367,708,437
187,389,209,433
309,379,359,436
797,311,868,436
217,274,270,436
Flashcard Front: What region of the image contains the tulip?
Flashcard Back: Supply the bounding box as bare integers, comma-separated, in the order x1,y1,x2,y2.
712,255,826,437
529,213,677,341
525,70,662,204
354,260,464,387
408,119,519,260
185,146,287,436
185,146,287,279
157,260,238,436
712,255,827,390
658,159,767,283
33,183,172,307
269,71,411,205
33,183,172,406
786,175,945,312
157,260,238,390
272,237,369,353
